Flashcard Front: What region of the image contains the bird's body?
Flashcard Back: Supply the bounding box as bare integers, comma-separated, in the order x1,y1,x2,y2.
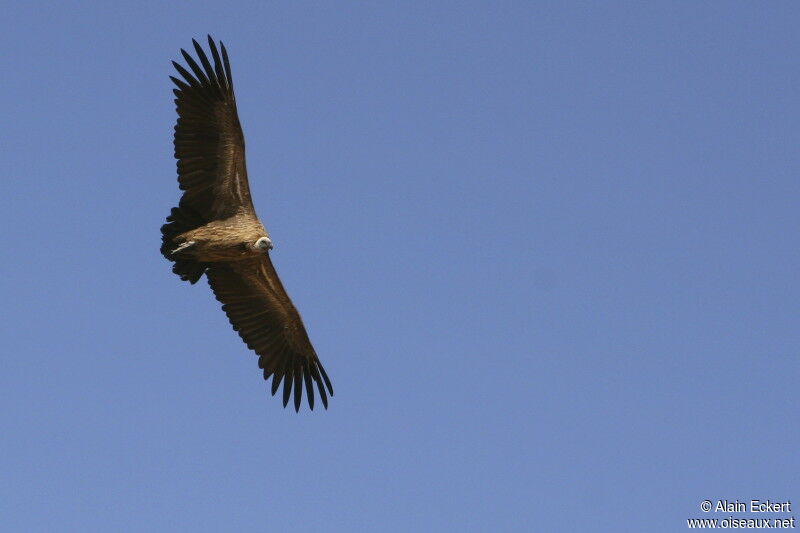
160,36,332,411
172,212,268,262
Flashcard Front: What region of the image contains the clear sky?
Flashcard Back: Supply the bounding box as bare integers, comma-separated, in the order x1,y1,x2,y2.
2,2,798,531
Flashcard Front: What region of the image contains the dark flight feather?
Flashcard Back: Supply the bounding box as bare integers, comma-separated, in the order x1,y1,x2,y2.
160,36,333,411
205,256,333,411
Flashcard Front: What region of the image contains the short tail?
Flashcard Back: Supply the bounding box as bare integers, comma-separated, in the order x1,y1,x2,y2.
160,205,207,284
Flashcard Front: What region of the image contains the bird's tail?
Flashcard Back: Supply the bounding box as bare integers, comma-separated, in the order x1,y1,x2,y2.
160,205,207,284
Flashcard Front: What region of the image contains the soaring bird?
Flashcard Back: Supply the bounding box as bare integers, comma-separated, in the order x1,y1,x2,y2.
160,36,332,412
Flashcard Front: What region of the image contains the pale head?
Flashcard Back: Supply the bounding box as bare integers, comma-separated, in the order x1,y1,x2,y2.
255,236,273,251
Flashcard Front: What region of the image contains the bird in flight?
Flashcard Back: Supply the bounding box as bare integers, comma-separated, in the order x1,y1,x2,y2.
160,36,333,412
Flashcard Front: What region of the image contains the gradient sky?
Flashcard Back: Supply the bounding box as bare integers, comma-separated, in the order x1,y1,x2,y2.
2,2,798,531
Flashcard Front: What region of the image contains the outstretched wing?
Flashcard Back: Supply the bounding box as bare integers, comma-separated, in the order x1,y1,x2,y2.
206,255,334,411
171,35,253,220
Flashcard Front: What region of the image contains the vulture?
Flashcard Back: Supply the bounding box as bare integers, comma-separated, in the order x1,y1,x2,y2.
160,36,332,412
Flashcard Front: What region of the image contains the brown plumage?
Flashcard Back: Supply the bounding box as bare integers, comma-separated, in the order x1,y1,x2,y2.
160,36,332,412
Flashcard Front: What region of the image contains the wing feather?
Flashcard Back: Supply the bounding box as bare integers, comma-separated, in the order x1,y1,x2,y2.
206,255,333,411
170,36,253,221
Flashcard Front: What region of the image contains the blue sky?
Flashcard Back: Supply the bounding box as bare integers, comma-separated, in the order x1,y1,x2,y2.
2,2,798,531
